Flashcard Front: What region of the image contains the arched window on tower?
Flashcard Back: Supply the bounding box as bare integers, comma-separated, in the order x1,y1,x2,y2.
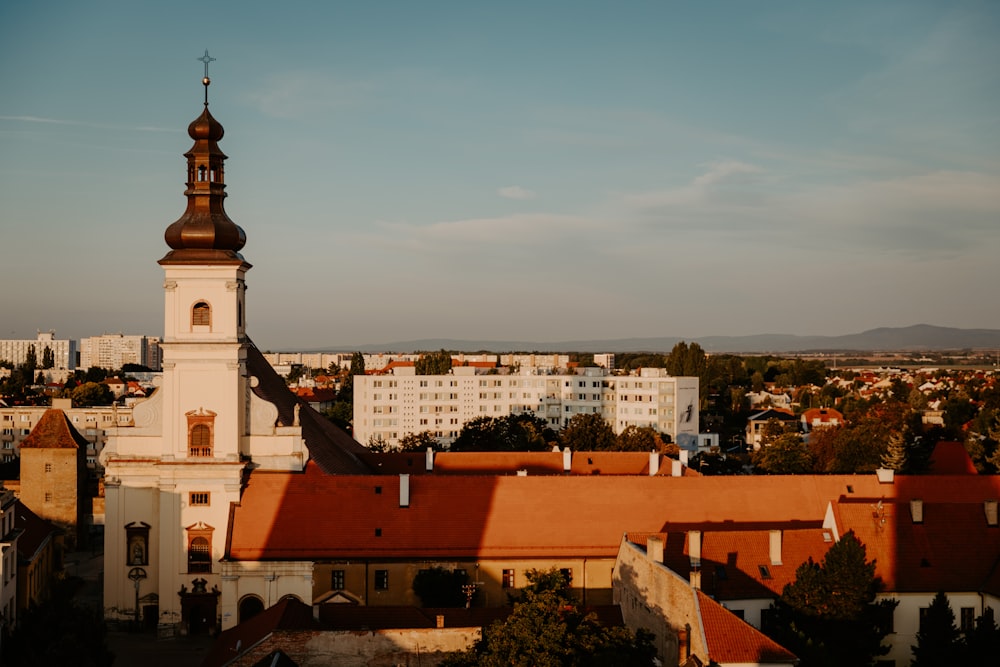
189,423,212,457
198,165,207,182
192,301,211,327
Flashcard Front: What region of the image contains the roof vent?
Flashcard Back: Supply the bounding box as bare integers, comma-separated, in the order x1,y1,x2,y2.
688,530,702,568
563,447,572,472
399,474,410,508
646,535,664,563
649,451,659,476
876,468,894,484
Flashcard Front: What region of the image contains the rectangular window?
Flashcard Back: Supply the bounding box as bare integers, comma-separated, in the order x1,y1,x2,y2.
45,463,52,473
502,569,515,589
189,492,210,506
375,569,389,590
960,607,975,633
44,492,52,502
331,570,345,590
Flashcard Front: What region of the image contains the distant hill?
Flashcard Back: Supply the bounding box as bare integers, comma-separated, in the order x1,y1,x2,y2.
303,324,1000,355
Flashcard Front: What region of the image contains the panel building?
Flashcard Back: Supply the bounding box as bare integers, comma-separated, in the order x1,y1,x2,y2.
0,331,76,370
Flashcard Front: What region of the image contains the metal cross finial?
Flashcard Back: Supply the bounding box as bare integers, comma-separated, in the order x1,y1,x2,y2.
198,50,216,79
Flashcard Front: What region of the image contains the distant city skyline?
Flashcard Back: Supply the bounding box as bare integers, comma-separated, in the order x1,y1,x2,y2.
2,1,998,350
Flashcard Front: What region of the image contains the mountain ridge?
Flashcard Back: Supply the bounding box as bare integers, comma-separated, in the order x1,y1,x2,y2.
292,324,1000,355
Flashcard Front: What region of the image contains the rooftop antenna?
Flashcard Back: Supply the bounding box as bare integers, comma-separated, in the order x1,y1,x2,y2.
197,49,216,106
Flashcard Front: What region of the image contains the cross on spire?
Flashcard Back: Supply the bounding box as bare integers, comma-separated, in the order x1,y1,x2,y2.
198,50,216,79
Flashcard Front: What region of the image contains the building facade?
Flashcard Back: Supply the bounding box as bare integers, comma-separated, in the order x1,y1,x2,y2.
79,333,162,371
0,331,76,370
353,366,699,450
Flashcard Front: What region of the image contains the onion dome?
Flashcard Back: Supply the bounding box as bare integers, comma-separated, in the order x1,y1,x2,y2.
160,64,248,266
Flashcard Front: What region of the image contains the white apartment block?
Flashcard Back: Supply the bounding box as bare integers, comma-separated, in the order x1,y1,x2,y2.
353,367,699,450
79,333,161,371
0,331,76,370
0,399,134,473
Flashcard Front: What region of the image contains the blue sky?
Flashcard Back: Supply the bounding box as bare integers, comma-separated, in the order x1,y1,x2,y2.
1,1,998,350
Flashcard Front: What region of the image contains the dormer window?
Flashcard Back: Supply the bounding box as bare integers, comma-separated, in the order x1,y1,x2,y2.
192,301,211,327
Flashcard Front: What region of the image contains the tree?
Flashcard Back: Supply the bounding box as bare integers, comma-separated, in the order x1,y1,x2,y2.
71,382,114,407
452,415,554,452
338,352,366,402
911,591,962,666
752,432,814,474
412,567,470,607
559,413,616,451
322,401,353,430
398,431,441,452
415,349,453,375
24,344,37,372
444,568,655,667
965,607,1000,664
615,425,664,452
880,431,908,471
765,531,897,667
41,346,54,369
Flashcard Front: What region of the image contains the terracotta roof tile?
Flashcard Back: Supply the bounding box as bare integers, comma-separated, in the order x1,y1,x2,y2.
19,409,88,449
696,590,797,664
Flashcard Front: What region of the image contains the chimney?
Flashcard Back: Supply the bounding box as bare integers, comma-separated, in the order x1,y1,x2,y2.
649,451,660,476
876,467,894,484
910,499,923,524
671,459,683,477
646,535,664,563
679,449,689,466
436,614,445,628
688,530,701,568
399,474,410,508
563,447,572,472
516,469,528,476
986,500,999,527
425,447,434,472
769,530,782,565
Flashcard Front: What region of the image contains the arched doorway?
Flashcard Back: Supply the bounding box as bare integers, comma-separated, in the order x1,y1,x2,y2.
239,595,265,624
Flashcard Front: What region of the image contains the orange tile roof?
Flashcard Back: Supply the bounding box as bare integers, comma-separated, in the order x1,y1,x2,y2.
358,451,672,476
696,590,798,664
19,409,88,449
229,468,966,561
632,528,832,600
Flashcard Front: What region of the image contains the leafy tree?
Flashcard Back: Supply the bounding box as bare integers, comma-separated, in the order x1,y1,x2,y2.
452,414,554,452
615,425,664,452
83,366,108,383
759,418,797,448
445,568,655,667
752,432,814,474
121,363,152,374
366,434,391,452
765,531,897,667
559,413,616,451
911,591,962,666
71,382,114,407
412,566,470,607
415,349,453,375
337,352,366,402
322,401,353,430
41,346,54,369
399,431,441,452
24,344,37,372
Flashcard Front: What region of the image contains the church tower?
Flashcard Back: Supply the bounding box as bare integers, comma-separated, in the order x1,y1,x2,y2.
102,58,254,635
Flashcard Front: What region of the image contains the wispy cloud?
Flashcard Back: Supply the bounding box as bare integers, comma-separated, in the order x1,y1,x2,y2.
497,185,536,200
0,115,172,132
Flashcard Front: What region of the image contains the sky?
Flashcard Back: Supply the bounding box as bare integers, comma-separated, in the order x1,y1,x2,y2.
1,1,998,351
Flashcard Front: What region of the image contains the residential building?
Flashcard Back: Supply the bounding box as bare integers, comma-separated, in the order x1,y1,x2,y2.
353,366,699,450
0,331,76,370
79,333,161,371
0,487,20,640
14,500,59,613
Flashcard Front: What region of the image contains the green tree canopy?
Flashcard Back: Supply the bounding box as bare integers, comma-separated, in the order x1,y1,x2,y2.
415,349,453,375
766,531,896,667
398,431,441,452
752,432,815,474
445,568,655,667
452,414,555,452
71,382,114,407
41,346,55,369
558,413,616,451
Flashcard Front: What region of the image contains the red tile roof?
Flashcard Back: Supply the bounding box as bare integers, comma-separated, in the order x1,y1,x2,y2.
358,451,676,476
229,467,991,562
19,409,88,449
696,590,798,664
928,441,977,475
